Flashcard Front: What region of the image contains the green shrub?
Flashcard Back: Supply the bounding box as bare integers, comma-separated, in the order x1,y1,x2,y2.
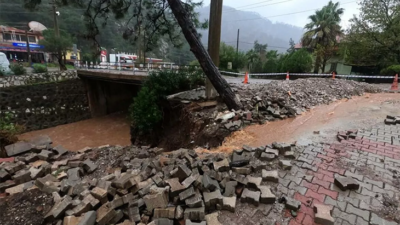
0,113,25,157
33,64,48,73
10,64,26,75
129,69,205,133
380,65,400,76
281,49,313,73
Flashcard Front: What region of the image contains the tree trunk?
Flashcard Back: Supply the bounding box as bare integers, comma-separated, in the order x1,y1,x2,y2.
321,59,326,74
167,0,242,110
58,49,67,71
313,55,321,73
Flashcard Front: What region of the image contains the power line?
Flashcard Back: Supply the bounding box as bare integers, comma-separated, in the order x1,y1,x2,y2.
222,0,357,23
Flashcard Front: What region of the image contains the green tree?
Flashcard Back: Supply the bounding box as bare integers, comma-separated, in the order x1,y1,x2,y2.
219,42,247,71
287,38,296,54
302,1,344,73
246,49,259,72
281,49,313,73
343,0,400,67
263,50,279,73
39,29,73,70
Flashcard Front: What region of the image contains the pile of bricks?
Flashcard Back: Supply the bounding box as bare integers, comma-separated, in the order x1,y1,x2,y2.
1,134,314,225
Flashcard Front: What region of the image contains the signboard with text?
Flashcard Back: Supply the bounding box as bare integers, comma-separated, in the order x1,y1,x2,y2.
12,43,44,48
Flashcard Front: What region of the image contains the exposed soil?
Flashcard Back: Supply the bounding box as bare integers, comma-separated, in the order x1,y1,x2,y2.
0,189,53,225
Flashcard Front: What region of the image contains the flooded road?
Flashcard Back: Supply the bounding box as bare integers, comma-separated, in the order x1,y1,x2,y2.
216,93,400,152
18,112,131,151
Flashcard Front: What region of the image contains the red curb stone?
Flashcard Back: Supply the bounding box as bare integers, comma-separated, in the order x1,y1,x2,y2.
318,169,334,178
294,192,311,205
303,214,315,225
0,157,15,163
302,180,319,192
317,186,338,200
312,178,331,189
305,189,325,203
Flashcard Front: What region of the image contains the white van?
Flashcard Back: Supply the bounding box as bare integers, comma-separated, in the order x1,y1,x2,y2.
0,52,11,74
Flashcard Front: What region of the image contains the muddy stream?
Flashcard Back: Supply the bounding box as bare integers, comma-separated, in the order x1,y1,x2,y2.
18,93,400,152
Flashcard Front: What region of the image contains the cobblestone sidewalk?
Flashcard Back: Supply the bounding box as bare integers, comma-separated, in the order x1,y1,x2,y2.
281,123,400,225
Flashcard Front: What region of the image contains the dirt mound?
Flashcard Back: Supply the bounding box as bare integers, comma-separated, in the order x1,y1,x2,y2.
0,189,53,225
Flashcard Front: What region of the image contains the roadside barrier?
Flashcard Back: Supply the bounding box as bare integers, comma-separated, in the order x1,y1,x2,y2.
220,71,396,80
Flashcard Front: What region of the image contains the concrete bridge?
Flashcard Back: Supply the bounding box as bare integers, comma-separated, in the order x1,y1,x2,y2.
77,70,147,117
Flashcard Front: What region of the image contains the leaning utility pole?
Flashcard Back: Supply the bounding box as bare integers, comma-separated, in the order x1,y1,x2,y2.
236,29,240,54
205,0,223,99
167,0,242,110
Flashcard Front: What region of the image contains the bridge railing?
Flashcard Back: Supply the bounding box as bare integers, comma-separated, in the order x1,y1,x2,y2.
73,61,201,72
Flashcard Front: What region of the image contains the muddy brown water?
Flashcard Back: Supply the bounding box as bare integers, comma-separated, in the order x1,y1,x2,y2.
18,93,400,153
18,112,131,151
213,93,400,153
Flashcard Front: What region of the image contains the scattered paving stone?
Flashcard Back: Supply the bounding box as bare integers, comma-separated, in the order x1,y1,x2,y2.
262,170,279,183
112,173,134,189
184,205,205,221
272,142,291,154
265,148,279,156
175,164,192,182
202,174,220,191
246,176,262,189
314,204,334,225
260,152,276,161
12,169,31,184
284,197,301,211
203,189,223,210
179,186,195,201
185,220,206,225
38,150,53,160
232,167,251,175
334,176,360,191
153,207,176,219
279,160,292,170
241,188,260,206
143,187,169,211
259,186,276,204
0,169,11,182
213,158,230,172
284,151,296,159
96,203,117,225
175,205,184,219
222,196,236,212
82,160,98,173
5,142,34,156
45,197,73,221
185,193,203,208
223,181,238,197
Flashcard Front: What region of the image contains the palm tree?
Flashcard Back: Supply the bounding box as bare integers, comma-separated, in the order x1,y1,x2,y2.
302,1,344,73
246,49,259,72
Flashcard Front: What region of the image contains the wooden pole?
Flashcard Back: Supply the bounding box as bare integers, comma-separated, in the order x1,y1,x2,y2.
205,0,223,99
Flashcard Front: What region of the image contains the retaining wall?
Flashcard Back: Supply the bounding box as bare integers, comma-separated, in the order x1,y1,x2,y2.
0,71,90,131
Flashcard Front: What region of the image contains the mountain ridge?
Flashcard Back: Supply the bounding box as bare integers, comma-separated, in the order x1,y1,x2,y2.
197,5,304,53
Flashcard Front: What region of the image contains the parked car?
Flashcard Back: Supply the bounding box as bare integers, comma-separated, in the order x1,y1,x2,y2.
0,52,11,74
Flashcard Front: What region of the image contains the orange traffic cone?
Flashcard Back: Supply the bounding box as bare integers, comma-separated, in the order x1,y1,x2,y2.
286,72,290,80
332,71,336,79
243,72,249,84
391,74,398,91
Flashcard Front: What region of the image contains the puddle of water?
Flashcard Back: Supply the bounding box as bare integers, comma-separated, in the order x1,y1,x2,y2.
213,93,400,153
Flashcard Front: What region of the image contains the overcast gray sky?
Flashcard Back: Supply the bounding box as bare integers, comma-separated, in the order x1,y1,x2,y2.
198,0,360,29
